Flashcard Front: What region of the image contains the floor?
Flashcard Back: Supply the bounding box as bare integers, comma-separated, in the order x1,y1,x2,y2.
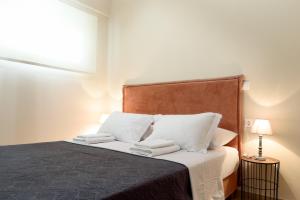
227,191,240,200
229,191,279,200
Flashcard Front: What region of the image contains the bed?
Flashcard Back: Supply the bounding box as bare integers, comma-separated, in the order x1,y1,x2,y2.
0,75,244,200
122,75,244,198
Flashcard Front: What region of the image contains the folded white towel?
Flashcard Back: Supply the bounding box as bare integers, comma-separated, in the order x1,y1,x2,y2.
77,132,112,139
73,136,115,144
134,139,175,149
130,144,180,157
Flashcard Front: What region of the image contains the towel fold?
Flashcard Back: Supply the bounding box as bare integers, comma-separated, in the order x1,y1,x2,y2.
77,132,112,139
130,144,180,157
73,136,115,144
134,139,175,149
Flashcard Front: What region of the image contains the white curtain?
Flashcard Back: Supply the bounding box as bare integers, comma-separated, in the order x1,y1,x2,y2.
0,0,98,73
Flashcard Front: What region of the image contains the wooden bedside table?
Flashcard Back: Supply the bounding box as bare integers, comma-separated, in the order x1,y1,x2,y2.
241,156,280,200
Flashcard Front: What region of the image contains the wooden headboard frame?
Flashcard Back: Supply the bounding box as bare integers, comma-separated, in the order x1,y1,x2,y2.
123,75,244,156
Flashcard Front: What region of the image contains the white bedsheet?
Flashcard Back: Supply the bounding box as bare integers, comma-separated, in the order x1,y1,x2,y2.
221,146,239,179
66,140,239,200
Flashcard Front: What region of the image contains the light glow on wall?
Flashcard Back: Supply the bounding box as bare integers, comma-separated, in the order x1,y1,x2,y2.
0,0,98,73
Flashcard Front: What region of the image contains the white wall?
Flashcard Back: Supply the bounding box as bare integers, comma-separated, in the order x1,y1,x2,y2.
0,61,104,144
78,0,111,16
108,0,300,199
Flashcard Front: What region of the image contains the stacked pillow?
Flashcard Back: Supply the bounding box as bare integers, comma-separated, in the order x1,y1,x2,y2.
98,112,154,143
99,112,236,152
209,128,237,149
145,113,222,153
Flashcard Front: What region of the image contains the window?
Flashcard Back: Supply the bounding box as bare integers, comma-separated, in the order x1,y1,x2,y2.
0,0,98,73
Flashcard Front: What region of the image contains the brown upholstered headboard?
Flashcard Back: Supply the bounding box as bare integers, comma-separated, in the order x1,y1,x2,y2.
123,75,244,155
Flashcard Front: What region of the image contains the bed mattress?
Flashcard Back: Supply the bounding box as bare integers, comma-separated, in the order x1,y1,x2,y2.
71,140,239,200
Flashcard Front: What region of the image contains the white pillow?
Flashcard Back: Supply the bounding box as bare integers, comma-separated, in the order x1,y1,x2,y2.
209,128,237,149
145,113,222,152
98,112,154,143
140,125,153,141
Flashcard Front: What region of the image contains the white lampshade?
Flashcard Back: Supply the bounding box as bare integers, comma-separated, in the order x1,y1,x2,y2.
251,119,272,135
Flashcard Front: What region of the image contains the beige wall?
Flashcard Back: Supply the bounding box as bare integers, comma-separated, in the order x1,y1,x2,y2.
108,0,300,199
0,0,110,145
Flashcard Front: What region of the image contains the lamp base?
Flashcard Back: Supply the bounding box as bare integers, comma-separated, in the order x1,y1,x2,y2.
256,135,266,161
255,156,266,161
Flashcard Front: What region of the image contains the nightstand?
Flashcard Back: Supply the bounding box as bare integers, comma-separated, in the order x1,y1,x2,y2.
241,156,280,199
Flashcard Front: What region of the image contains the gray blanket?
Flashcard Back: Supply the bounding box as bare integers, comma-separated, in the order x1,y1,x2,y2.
0,142,192,200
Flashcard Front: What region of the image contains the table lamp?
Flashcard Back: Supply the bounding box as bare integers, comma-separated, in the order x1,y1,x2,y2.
251,119,272,161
